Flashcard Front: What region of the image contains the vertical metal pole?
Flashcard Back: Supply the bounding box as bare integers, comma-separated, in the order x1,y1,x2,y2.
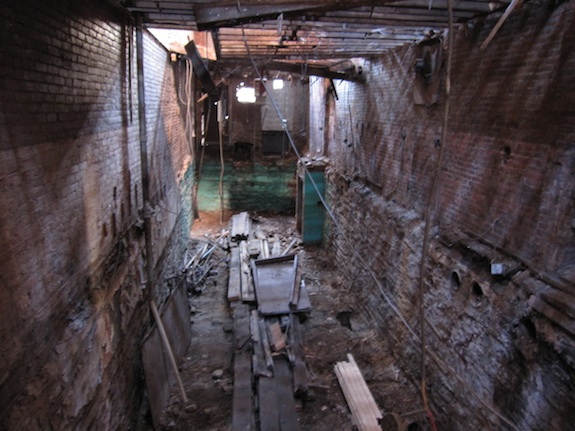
136,15,155,300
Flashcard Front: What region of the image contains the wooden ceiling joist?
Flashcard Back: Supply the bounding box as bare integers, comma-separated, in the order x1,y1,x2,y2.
123,0,510,71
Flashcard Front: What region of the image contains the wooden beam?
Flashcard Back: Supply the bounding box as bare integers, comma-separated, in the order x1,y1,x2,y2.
480,0,522,50
193,0,387,30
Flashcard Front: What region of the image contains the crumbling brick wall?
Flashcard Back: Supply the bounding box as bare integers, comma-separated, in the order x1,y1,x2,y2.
0,0,192,429
319,0,575,429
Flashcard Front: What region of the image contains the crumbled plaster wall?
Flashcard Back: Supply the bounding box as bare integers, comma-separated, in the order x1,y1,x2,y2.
319,0,575,429
0,0,193,428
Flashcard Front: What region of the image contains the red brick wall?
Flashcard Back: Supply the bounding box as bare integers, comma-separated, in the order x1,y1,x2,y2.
0,0,192,429
319,0,575,429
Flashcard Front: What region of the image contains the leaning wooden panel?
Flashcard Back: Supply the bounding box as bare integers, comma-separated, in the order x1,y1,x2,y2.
334,354,382,431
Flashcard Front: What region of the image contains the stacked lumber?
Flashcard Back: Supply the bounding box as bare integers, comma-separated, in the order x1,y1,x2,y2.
334,354,382,431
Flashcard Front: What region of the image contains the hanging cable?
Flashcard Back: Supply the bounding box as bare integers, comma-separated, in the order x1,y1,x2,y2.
417,0,454,427
240,24,519,431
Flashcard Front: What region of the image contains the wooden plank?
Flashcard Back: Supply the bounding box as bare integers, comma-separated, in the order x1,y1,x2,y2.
231,211,250,241
271,234,282,257
257,376,280,431
247,239,261,258
334,354,382,431
539,286,575,319
252,254,298,315
336,358,381,430
228,246,242,302
268,320,287,352
261,239,270,259
274,356,301,431
295,278,312,313
251,310,272,377
240,241,256,302
335,363,376,431
281,238,298,256
232,347,255,431
259,318,274,371
291,316,308,399
529,295,575,336
234,303,252,350
346,354,382,422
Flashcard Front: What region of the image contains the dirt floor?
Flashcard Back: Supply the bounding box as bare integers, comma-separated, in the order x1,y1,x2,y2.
155,211,427,431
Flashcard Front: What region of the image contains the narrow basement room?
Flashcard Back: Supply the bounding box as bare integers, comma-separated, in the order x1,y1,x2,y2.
0,0,574,430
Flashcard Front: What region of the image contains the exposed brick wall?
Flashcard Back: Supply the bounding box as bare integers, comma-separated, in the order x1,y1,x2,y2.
0,0,192,429
319,0,575,429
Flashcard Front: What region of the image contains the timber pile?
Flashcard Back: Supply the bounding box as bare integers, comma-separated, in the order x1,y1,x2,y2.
334,354,383,431
227,212,310,431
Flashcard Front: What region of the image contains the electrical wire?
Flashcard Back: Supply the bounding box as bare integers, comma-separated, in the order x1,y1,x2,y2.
416,0,455,426
240,24,519,431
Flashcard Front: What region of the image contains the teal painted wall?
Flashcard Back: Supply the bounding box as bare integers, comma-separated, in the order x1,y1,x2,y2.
302,170,325,243
197,161,296,214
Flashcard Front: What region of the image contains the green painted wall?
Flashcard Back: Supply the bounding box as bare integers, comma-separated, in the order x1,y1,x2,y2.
197,160,296,214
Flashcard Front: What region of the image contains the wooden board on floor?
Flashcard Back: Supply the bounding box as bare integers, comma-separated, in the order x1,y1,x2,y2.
274,356,301,431
295,279,312,313
228,246,241,302
258,375,280,431
240,241,256,302
234,303,251,350
334,354,382,431
232,347,255,431
251,310,271,377
291,316,308,398
252,254,298,315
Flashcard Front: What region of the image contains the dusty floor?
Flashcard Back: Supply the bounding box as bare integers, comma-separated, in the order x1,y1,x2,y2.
156,211,427,431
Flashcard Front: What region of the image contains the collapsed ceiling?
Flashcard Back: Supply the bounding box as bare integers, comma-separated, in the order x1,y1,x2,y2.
121,0,511,78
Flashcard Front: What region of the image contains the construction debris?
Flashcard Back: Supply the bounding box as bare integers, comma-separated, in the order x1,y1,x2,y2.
227,212,311,431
